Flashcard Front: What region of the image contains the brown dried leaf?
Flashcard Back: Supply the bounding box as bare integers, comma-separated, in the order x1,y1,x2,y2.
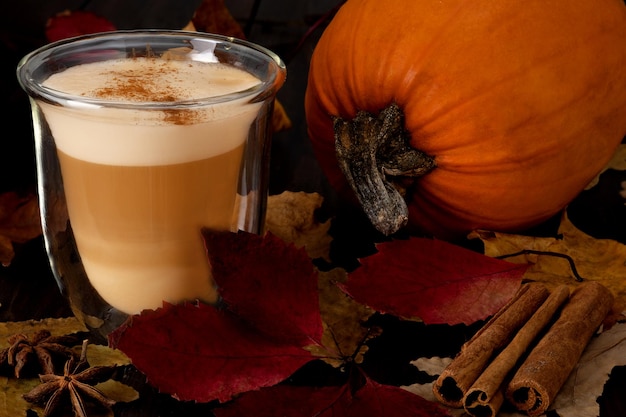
191,0,245,39
0,237,13,268
266,191,332,261
0,192,42,266
271,99,293,132
182,21,196,31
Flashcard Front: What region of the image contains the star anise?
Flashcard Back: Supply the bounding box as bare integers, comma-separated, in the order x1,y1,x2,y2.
0,329,82,377
23,340,117,417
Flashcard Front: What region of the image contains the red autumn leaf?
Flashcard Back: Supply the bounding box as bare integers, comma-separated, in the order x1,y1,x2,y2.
214,373,450,417
45,10,117,43
206,229,323,346
340,237,528,325
109,230,323,403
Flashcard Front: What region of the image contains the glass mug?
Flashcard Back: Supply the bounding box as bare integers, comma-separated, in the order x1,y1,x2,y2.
17,30,286,340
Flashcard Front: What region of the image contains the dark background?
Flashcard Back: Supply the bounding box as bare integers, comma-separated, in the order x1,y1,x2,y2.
1,2,625,417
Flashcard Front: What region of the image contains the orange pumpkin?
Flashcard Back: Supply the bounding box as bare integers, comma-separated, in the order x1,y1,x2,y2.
305,0,626,239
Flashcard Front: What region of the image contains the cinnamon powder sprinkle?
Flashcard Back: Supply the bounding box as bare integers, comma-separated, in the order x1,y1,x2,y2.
89,57,197,125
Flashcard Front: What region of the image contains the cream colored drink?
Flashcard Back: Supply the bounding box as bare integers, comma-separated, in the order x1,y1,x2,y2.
40,57,262,314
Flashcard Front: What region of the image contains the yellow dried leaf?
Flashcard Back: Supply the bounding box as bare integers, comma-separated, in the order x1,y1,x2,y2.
96,379,139,404
0,317,86,348
75,343,133,368
307,268,376,367
0,317,135,417
469,213,626,316
0,317,131,366
0,376,40,417
266,191,332,261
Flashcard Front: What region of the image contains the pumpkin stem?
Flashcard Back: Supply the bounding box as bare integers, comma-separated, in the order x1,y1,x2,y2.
333,103,436,236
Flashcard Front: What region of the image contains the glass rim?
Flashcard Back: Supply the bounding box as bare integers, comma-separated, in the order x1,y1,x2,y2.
16,29,287,110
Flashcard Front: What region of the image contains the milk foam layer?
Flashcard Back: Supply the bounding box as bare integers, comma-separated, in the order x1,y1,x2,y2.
42,57,262,166
44,57,261,102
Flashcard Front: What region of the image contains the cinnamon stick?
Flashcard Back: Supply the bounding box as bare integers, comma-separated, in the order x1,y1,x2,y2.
432,283,550,408
463,285,570,417
506,281,614,417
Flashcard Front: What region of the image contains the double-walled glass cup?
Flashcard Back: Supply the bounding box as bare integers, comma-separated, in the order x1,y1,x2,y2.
17,30,286,340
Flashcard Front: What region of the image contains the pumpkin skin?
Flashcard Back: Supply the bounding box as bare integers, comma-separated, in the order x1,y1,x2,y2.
305,0,626,239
